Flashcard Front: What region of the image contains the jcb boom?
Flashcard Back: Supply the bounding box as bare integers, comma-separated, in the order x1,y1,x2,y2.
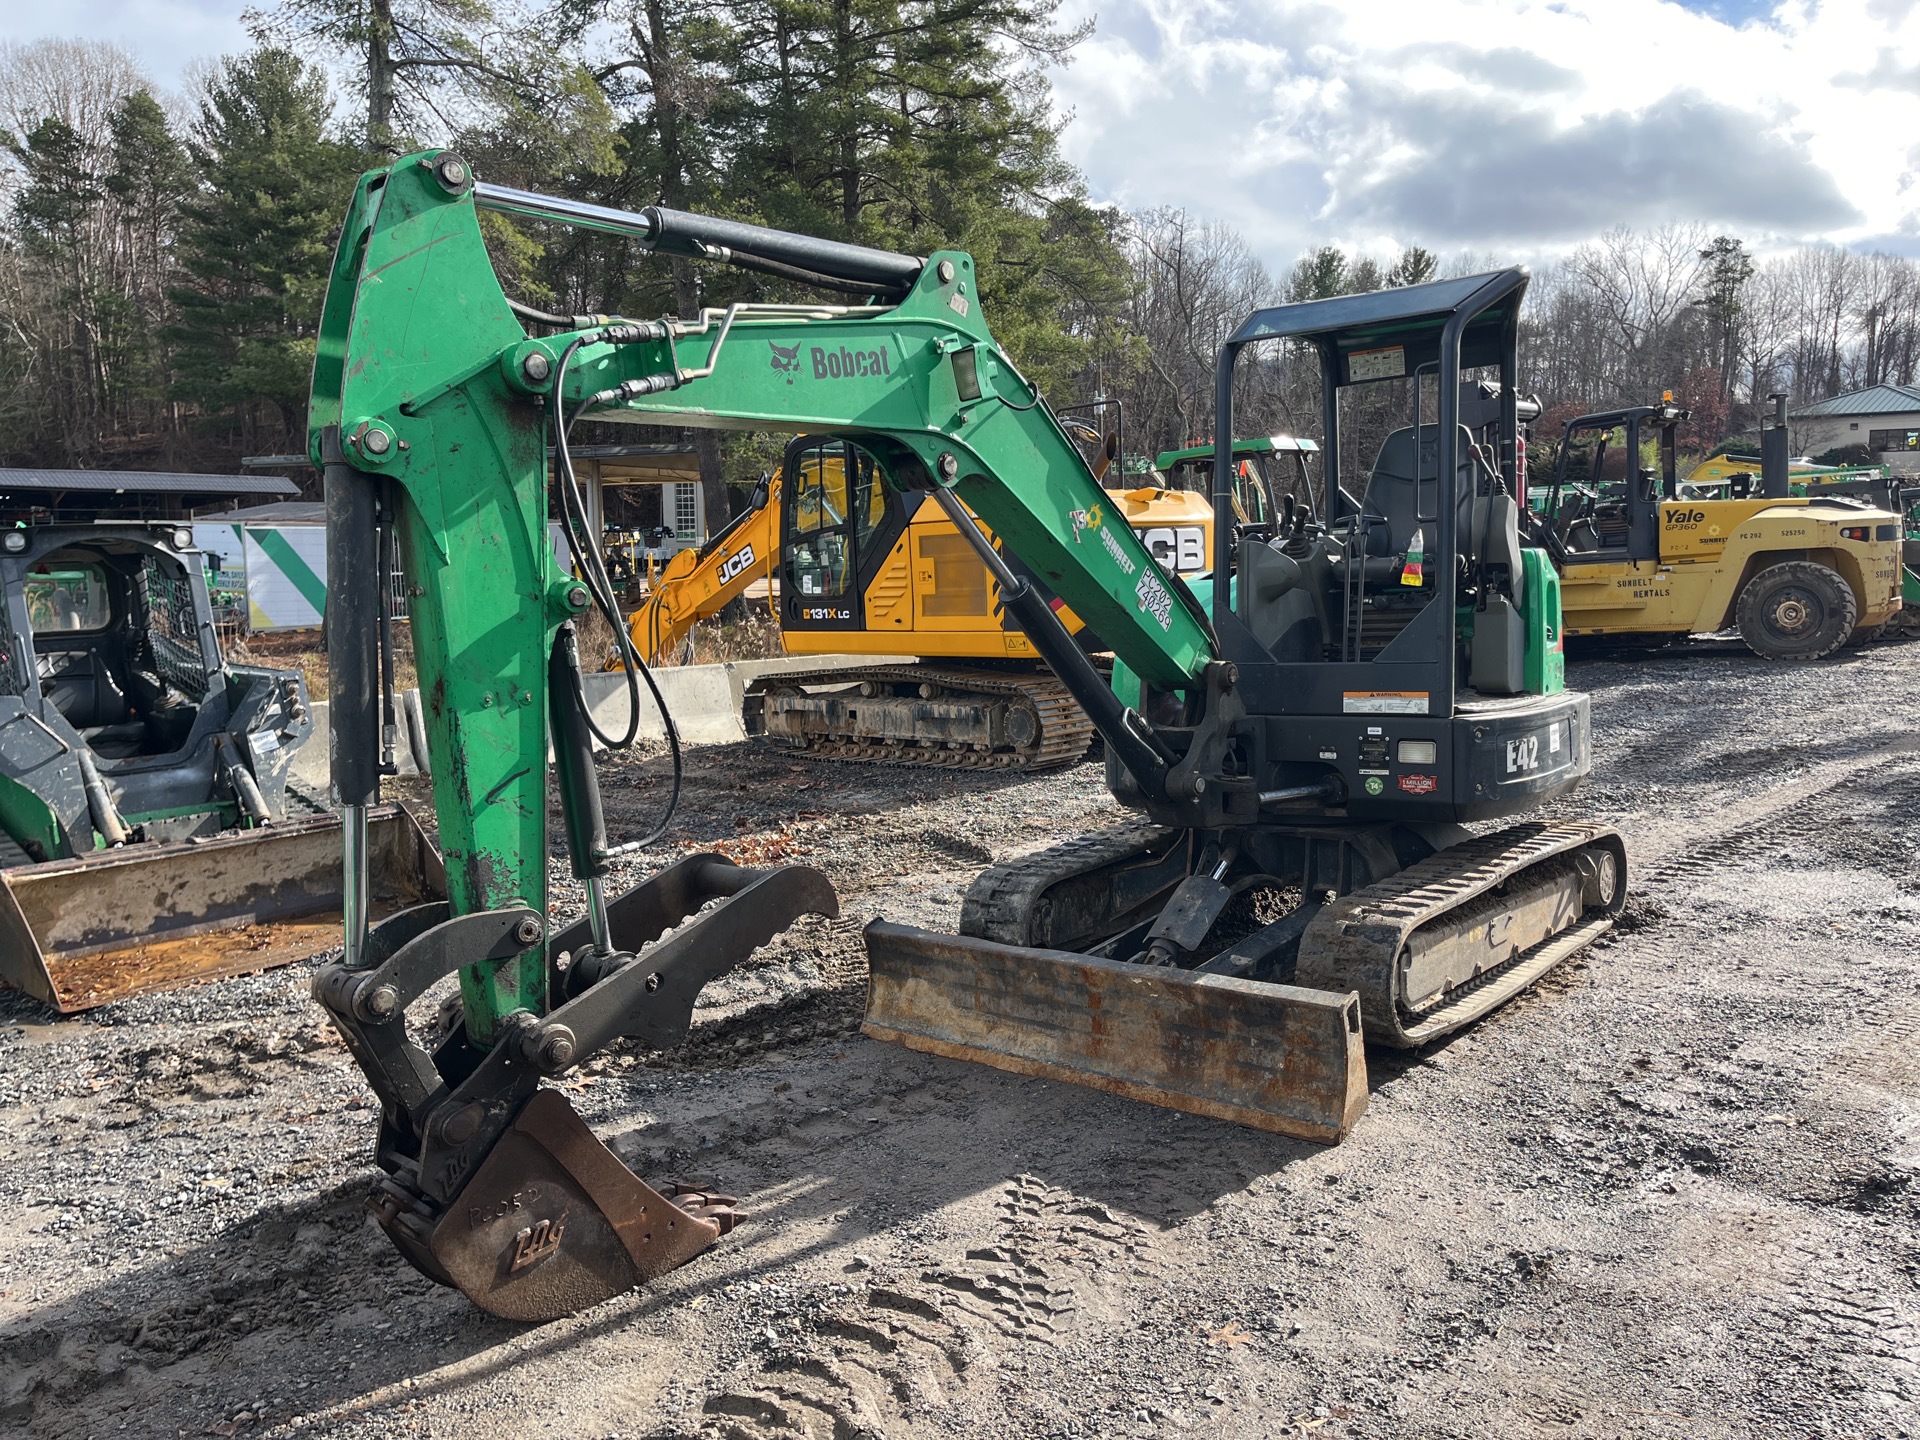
625,472,781,664
311,152,1624,1319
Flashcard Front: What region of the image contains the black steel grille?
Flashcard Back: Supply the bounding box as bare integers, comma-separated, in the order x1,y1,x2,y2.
138,557,210,701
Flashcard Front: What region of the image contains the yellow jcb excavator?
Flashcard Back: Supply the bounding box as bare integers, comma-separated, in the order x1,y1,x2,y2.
624,428,1219,770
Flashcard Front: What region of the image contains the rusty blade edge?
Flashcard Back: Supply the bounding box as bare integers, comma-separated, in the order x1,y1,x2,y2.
861,920,1370,1144
862,1018,1360,1144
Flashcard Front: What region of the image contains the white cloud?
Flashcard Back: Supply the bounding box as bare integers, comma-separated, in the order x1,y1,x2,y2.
0,1,249,99
1049,0,1920,267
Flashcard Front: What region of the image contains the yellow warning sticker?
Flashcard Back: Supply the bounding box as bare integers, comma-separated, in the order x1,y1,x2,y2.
1343,691,1429,715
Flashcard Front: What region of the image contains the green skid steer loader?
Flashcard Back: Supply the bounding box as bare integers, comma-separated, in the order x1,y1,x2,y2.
0,471,442,1012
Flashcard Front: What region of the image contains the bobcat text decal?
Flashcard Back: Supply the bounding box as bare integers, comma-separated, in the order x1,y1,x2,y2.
812,344,893,379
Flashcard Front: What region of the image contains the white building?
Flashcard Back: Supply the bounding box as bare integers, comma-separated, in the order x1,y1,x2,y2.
1789,383,1920,475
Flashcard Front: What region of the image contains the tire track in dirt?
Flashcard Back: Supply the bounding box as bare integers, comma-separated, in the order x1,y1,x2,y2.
1624,736,1920,887
655,1175,1168,1439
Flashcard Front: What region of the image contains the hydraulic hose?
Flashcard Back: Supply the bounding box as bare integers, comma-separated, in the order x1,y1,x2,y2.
550,334,684,848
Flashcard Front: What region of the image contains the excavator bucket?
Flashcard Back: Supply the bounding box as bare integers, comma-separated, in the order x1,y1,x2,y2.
0,806,445,1013
382,1089,741,1323
862,921,1370,1144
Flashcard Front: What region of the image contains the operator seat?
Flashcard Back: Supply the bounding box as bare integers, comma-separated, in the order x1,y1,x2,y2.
1356,424,1494,578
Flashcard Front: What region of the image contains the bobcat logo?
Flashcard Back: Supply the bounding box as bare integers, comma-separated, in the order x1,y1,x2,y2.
769,340,803,383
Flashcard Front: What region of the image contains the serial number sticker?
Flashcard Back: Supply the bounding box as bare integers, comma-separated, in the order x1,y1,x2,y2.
1347,345,1406,382
1135,567,1174,631
1343,690,1428,715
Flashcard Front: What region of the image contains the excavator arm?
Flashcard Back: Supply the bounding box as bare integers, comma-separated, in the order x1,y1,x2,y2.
623,475,778,664
307,156,841,1322
483,219,1216,701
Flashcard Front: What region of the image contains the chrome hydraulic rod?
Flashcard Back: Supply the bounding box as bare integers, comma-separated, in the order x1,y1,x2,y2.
340,802,370,968
322,425,384,970
473,182,924,294
925,485,1173,798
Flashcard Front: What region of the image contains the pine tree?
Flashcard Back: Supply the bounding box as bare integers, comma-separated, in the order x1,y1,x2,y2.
1286,246,1348,302
1386,246,1437,288
105,91,193,438
8,115,107,460
167,48,364,448
1697,234,1752,403
248,0,521,152
720,0,1126,395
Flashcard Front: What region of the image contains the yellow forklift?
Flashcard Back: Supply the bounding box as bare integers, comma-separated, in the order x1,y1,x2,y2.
1532,395,1902,659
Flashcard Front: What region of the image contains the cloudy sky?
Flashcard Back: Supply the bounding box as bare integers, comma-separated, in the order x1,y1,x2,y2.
1049,0,1920,266
5,0,1917,268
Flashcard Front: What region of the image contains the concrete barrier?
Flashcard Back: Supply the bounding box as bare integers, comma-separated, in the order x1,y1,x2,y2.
292,655,908,795
583,654,910,745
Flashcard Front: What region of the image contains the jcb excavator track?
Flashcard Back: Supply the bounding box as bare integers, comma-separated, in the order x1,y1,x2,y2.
750,665,1095,771
1297,821,1627,1048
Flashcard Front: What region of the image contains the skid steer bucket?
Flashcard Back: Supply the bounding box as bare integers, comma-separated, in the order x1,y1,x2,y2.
0,806,445,1013
863,921,1370,1144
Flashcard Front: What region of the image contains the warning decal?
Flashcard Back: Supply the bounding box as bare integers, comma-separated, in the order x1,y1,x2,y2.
1348,345,1406,382
1343,691,1429,715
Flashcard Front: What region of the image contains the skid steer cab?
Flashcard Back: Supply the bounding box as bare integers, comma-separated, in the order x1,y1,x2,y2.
0,523,310,853
1530,397,1902,659
0,476,442,1013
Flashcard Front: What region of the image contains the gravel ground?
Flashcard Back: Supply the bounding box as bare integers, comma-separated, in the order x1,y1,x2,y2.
3,642,1919,1440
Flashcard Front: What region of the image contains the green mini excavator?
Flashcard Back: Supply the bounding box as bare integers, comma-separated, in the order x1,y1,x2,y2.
311,152,1625,1322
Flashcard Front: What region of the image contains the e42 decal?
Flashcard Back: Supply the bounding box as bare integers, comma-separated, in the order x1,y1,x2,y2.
1504,735,1542,774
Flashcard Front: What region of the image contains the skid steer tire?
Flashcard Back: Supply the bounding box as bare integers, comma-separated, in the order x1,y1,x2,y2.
1735,561,1858,661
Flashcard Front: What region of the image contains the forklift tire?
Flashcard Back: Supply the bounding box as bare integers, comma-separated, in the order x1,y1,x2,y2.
1735,561,1858,661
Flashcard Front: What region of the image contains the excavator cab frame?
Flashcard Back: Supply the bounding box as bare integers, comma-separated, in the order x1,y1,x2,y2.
1136,269,1586,829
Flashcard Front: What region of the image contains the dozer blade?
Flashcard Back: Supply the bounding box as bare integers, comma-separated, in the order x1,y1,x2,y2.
0,806,445,1013
862,921,1369,1143
393,1089,734,1323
